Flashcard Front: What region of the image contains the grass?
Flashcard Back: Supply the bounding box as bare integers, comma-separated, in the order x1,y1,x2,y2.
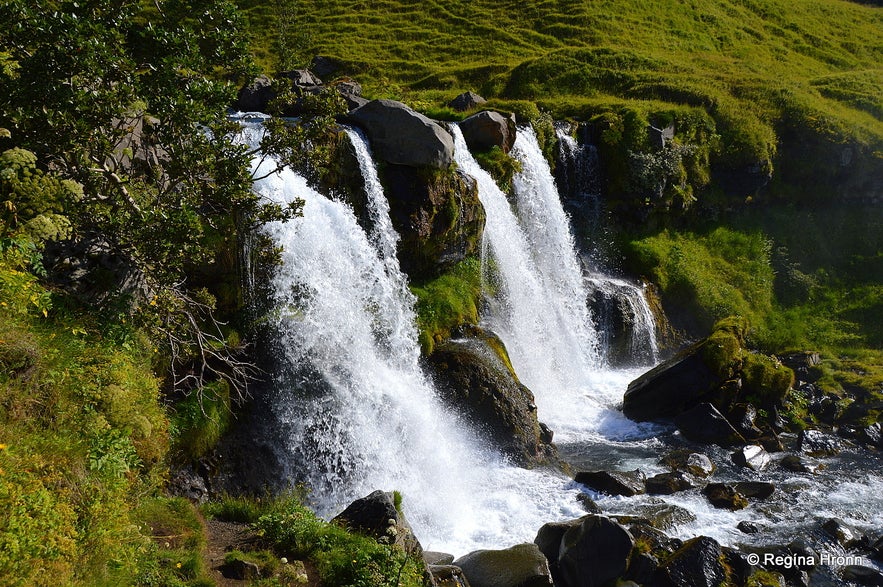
236,0,883,183
410,256,483,354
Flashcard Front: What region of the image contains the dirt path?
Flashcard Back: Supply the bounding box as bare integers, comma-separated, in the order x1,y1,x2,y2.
202,518,259,586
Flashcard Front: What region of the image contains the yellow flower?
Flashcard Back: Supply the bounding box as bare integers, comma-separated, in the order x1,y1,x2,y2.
176,562,182,569
0,444,8,450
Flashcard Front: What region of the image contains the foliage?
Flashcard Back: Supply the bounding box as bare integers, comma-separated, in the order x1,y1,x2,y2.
254,494,424,587
171,380,232,460
473,146,522,193
135,497,213,587
410,257,483,355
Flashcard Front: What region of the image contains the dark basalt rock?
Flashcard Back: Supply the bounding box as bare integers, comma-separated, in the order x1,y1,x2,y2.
735,481,776,500
729,403,764,440
731,445,772,471
702,483,748,510
449,91,487,112
427,331,553,466
429,564,472,587
557,515,635,587
624,553,658,584
797,429,843,457
821,518,856,545
575,494,602,513
660,449,715,478
656,536,727,587
310,55,344,79
425,552,456,566
459,110,517,154
838,422,882,449
675,403,747,447
780,453,823,473
348,99,454,168
574,469,646,497
222,558,261,580
454,543,553,587
841,566,883,586
645,472,696,495
737,521,760,534
332,490,421,553
626,502,696,532
379,164,484,280
234,74,275,112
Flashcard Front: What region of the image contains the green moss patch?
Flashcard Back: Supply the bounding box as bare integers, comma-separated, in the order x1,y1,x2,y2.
410,257,483,355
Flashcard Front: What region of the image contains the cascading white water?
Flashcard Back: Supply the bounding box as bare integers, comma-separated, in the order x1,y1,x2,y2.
248,123,586,555
585,275,660,366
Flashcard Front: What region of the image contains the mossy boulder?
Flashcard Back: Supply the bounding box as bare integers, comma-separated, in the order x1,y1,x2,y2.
380,164,485,281
427,329,554,466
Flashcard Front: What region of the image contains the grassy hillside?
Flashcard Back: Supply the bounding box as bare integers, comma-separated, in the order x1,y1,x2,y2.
239,0,883,156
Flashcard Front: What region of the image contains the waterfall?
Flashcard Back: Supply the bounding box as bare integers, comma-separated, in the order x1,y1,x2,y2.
246,123,585,555
450,126,599,397
585,275,659,366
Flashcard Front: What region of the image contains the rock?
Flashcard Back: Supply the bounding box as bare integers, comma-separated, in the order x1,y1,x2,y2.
425,552,456,566
280,68,323,90
821,518,856,545
871,535,883,561
557,515,634,587
622,323,745,422
534,519,580,563
657,536,727,587
575,494,602,513
332,490,421,553
459,111,517,154
430,564,473,587
745,570,786,587
379,165,484,280
737,521,760,534
645,472,696,495
660,450,715,478
310,55,344,79
454,543,553,587
574,469,646,497
796,428,842,457
838,423,882,449
702,483,748,510
222,558,261,580
427,332,552,466
780,454,823,473
334,79,368,110
234,74,275,113
759,433,786,453
348,99,454,168
731,445,772,471
626,521,683,558
627,502,696,532
649,124,675,149
538,422,554,444
167,464,209,503
729,403,764,440
624,552,658,584
723,548,755,587
735,481,776,500
449,91,487,112
676,402,747,447
842,566,883,586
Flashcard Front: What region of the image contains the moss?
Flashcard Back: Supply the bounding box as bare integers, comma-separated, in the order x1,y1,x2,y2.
701,328,744,380
741,352,795,407
171,379,232,461
473,146,522,194
410,257,483,355
746,570,786,587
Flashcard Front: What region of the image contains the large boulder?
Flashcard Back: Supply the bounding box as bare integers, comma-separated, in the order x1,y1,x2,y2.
622,325,744,421
702,483,748,510
645,472,696,495
430,565,473,587
454,543,553,587
449,91,487,112
660,450,716,478
459,111,517,154
574,470,646,497
427,331,553,466
731,445,771,471
379,164,484,280
332,490,421,553
234,74,275,112
656,536,727,587
557,515,635,587
348,99,454,168
674,403,746,447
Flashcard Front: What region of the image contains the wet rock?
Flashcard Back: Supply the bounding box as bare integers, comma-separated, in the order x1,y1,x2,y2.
731,445,772,471
622,323,746,422
534,517,581,582
167,464,208,504
575,494,602,513
332,490,421,553
449,91,487,112
702,483,748,510
454,543,553,587
425,552,456,566
348,99,454,168
538,422,554,444
628,502,696,532
574,469,646,497
234,74,275,112
459,110,517,154
838,422,882,449
797,429,842,457
745,570,786,587
656,536,727,587
871,536,883,561
626,521,683,557
645,471,696,495
429,564,472,587
734,481,776,500
759,433,786,453
675,403,747,447
737,521,760,534
729,403,764,440
821,518,856,545
842,566,883,586
428,332,552,466
780,454,823,473
558,515,634,587
624,552,658,584
379,165,484,280
660,450,715,478
723,548,755,587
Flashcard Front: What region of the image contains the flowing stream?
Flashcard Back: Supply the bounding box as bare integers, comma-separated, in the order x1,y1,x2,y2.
245,118,882,577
